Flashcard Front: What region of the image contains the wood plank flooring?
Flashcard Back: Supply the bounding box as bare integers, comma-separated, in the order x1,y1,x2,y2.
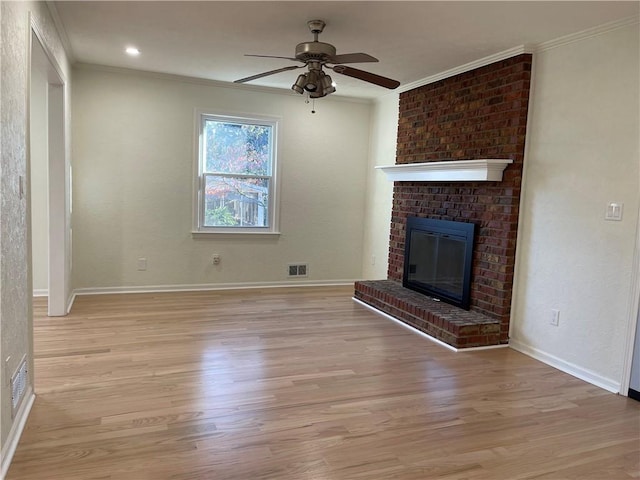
7,286,640,479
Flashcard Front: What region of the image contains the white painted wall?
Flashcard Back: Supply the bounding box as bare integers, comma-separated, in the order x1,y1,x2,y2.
30,52,49,292
361,93,398,279
510,23,640,391
72,67,371,290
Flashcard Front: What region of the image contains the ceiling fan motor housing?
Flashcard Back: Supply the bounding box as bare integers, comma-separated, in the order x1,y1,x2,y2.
295,42,336,62
235,18,400,94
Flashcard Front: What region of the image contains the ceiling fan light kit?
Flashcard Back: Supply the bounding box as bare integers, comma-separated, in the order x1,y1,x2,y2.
235,20,400,99
292,74,306,94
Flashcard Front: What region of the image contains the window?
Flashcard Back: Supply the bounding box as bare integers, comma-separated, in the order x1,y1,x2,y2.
194,112,279,234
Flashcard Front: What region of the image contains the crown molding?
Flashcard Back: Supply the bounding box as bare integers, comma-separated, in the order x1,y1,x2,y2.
535,14,639,52
395,14,638,96
397,45,534,94
46,1,76,63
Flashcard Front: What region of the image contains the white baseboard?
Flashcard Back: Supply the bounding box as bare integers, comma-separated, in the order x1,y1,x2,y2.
1,388,35,480
509,339,620,394
352,297,510,353
32,289,48,297
31,292,77,314
66,291,76,313
72,279,358,297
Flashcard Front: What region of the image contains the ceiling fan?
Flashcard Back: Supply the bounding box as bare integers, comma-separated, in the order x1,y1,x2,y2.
234,20,400,98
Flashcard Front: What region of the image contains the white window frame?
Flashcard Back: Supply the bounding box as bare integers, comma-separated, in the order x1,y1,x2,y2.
192,110,280,235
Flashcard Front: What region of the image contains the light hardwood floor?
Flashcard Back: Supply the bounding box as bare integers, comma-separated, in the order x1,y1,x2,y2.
7,286,640,479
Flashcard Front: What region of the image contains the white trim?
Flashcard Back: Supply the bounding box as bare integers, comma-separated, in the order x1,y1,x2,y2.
509,339,620,394
620,195,640,395
66,291,76,313
376,159,513,182
352,298,509,353
509,48,539,340
192,110,281,235
392,16,638,96
45,1,75,63
535,15,639,52
72,279,357,296
191,230,281,236
32,289,48,297
30,20,67,83
397,45,532,94
0,389,35,480
30,21,69,317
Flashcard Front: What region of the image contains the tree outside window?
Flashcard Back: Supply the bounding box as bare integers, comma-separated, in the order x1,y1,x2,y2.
195,114,278,233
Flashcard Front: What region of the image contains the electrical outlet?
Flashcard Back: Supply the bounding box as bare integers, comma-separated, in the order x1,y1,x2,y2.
137,258,147,271
371,255,376,266
550,309,560,326
212,254,221,265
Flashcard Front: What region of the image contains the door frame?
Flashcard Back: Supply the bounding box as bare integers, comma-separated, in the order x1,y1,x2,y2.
621,203,640,395
29,18,70,317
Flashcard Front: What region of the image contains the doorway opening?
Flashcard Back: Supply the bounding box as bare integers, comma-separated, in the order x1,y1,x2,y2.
29,27,69,317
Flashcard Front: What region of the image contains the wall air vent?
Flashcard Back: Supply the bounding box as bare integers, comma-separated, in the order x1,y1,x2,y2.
11,356,28,417
288,264,308,277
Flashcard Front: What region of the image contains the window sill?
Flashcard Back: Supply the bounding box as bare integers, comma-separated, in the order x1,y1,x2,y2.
191,230,281,236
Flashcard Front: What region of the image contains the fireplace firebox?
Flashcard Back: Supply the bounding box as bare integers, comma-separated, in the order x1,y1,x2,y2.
403,217,476,310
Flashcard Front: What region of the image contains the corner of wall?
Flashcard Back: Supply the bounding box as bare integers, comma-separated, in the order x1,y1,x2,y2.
360,94,399,280
0,389,35,480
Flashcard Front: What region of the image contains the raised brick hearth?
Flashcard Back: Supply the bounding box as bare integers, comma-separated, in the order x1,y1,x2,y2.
355,54,532,348
355,280,500,348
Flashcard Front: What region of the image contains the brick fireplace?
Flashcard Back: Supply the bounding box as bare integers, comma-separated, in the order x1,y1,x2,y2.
355,54,532,348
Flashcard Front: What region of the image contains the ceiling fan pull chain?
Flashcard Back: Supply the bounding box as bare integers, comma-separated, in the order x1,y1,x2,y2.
303,93,316,114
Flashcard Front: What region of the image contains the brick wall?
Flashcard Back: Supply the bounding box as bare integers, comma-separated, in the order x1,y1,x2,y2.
388,54,532,342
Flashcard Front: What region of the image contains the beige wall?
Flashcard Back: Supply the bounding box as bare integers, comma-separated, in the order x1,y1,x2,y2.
510,23,639,390
1,0,71,453
71,67,371,290
361,93,398,280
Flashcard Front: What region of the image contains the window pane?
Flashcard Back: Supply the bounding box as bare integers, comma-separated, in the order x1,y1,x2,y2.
204,175,269,227
204,120,272,175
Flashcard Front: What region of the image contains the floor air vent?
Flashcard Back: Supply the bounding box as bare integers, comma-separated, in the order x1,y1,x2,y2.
11,356,28,416
288,264,308,277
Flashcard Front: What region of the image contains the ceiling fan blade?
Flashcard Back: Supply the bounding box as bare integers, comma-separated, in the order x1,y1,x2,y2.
328,53,378,64
234,65,303,84
245,54,299,62
331,65,400,89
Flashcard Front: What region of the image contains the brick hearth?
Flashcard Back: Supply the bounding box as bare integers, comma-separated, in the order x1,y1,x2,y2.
355,54,532,348
355,280,500,348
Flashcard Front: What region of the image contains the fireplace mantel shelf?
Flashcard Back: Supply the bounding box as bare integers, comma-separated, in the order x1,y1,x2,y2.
376,159,513,182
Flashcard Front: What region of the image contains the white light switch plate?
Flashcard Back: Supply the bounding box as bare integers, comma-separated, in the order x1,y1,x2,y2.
605,202,623,221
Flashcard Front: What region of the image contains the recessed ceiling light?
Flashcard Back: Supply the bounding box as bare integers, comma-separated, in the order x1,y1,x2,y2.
125,47,140,56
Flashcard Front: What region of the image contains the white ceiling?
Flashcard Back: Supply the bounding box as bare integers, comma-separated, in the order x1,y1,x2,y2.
52,1,639,99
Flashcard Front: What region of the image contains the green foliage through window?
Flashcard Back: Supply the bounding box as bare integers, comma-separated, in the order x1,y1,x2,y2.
199,115,276,229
